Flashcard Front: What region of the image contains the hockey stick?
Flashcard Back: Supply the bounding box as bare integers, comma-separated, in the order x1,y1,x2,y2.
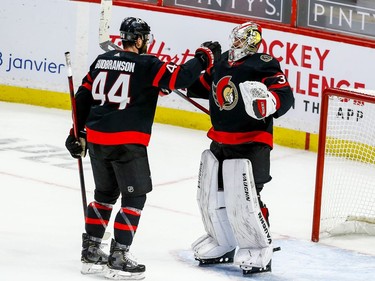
64,51,88,221
98,0,210,115
171,89,210,115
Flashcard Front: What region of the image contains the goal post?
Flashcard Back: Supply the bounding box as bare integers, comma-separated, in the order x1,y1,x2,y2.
311,87,375,242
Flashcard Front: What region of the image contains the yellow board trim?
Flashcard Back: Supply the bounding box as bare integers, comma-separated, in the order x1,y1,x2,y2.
0,85,71,110
0,85,317,151
155,106,211,131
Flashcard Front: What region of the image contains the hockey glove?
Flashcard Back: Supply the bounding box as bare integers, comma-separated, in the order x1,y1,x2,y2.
239,81,278,120
195,41,221,70
65,128,87,159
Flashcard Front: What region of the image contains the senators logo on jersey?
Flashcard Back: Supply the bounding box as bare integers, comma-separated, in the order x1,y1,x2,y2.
212,76,239,111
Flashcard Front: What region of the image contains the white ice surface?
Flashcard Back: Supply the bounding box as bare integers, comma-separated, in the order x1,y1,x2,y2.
0,101,374,281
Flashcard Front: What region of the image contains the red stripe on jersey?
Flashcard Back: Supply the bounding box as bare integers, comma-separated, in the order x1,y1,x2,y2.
200,74,210,90
122,208,141,216
207,128,273,147
83,82,92,91
152,63,167,87
86,73,93,82
86,217,109,225
268,83,289,90
270,91,281,110
90,202,112,211
169,66,180,90
114,222,138,231
86,128,151,146
82,73,93,90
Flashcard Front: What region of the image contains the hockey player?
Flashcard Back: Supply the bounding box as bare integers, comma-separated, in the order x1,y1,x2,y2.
65,17,221,280
187,21,294,275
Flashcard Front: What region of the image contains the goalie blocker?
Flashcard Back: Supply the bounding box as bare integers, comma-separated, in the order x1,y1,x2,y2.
192,150,274,270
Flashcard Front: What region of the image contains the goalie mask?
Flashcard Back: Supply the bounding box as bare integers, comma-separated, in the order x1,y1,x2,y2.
228,22,262,62
120,17,154,54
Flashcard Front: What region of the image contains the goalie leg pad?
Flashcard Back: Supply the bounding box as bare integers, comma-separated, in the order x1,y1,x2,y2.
192,150,236,259
223,158,273,268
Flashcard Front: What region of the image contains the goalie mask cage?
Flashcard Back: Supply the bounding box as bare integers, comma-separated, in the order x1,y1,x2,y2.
311,87,375,242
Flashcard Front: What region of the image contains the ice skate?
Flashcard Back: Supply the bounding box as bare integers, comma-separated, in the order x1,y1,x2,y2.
81,233,109,274
105,239,145,280
240,247,280,275
195,248,235,265
241,259,272,275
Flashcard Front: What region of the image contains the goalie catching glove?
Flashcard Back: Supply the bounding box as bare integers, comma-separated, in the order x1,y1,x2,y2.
239,81,278,120
65,128,87,159
195,41,221,70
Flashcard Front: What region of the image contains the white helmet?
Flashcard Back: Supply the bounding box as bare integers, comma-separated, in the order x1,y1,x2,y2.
228,22,262,62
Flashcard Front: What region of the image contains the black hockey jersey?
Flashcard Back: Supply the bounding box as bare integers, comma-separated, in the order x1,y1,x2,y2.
188,51,294,148
75,50,204,146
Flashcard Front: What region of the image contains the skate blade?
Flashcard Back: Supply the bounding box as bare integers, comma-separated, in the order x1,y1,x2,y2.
81,263,107,274
196,248,235,266
197,256,233,266
241,263,271,275
105,269,145,280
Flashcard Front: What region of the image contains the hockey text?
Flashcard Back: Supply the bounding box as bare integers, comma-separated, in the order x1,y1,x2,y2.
258,212,272,244
257,38,366,118
259,39,366,97
0,52,64,74
243,173,250,201
109,35,195,65
337,107,364,122
309,0,375,37
260,40,330,71
175,0,282,22
95,60,135,72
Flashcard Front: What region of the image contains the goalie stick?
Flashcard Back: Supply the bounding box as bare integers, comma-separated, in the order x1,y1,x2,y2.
64,51,87,221
99,0,119,52
98,0,210,115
